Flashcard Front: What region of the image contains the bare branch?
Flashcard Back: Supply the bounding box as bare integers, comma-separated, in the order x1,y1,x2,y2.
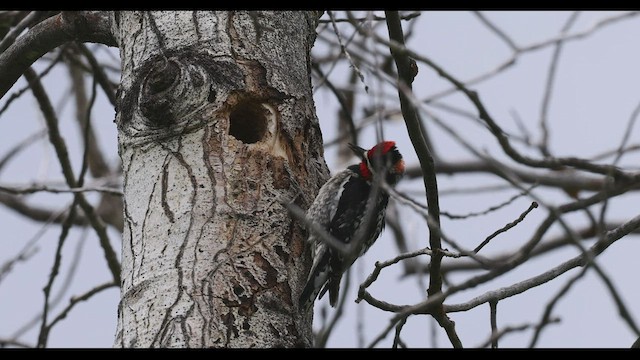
528,265,588,347
0,192,88,226
0,183,123,196
0,338,32,348
489,301,498,349
442,185,537,220
368,18,639,181
473,12,519,52
381,182,493,267
593,264,640,337
444,212,640,314
76,43,117,106
367,205,640,345
315,269,351,348
327,11,368,92
67,51,112,179
11,228,88,339
319,12,420,24
411,161,616,193
538,12,580,156
0,11,45,53
0,46,66,117
421,11,639,103
385,10,458,347
46,281,118,332
311,62,358,147
473,201,538,254
476,318,561,348
392,317,407,349
0,238,39,284
356,247,461,305
24,67,120,284
0,130,46,176
37,201,78,348
406,221,640,276
0,11,116,99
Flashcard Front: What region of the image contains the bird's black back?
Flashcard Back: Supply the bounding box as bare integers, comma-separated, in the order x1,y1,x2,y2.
328,165,389,267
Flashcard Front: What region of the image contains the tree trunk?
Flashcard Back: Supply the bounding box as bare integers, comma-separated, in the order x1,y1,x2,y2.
111,11,326,348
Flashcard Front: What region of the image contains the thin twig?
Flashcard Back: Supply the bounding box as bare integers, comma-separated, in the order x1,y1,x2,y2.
442,185,537,220
0,183,123,196
76,43,116,106
476,318,561,348
315,269,351,348
0,46,66,117
36,200,78,348
46,281,118,331
473,201,538,254
0,338,32,348
407,221,639,276
473,12,519,52
319,12,420,24
0,130,47,176
357,247,460,304
593,264,640,337
368,206,640,345
392,317,407,349
590,144,640,163
312,62,358,146
0,243,38,284
444,212,640,314
528,267,588,347
370,17,637,180
381,182,492,267
328,11,368,92
438,184,519,196
24,67,120,284
0,204,69,285
11,227,88,339
77,65,98,187
489,300,498,348
538,12,580,157
421,11,639,104
67,51,112,179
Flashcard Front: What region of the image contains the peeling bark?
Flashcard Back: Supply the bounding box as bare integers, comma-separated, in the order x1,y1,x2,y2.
112,11,326,348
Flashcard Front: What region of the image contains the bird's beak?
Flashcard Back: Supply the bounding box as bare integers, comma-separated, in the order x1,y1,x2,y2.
347,143,367,161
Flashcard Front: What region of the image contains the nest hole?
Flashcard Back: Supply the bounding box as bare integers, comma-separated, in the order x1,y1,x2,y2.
229,99,268,144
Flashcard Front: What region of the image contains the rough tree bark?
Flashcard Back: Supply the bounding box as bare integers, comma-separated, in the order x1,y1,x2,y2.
111,11,327,348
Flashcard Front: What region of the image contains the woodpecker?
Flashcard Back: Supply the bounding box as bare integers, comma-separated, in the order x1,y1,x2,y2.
298,140,405,310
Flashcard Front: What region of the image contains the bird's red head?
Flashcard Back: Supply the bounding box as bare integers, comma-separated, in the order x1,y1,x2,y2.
349,141,405,185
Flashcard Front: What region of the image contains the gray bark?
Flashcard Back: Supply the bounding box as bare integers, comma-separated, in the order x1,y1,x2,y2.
111,11,326,348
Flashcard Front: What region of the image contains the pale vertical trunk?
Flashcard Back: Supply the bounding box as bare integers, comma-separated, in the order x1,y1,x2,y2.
111,11,326,348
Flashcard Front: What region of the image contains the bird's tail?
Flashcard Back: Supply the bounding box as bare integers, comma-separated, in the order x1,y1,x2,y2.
298,248,330,310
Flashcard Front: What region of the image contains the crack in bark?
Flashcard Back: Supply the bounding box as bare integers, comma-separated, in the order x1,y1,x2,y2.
191,11,204,43
134,153,162,280
153,134,201,347
145,11,168,53
160,156,176,223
